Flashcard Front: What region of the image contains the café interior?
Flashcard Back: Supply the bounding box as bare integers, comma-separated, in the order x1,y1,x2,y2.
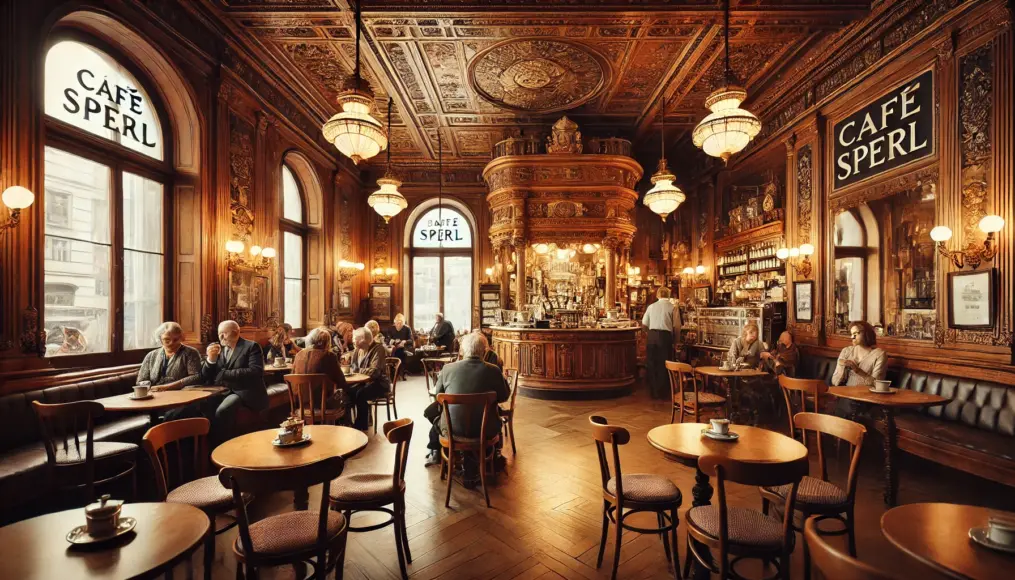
0,0,1013,579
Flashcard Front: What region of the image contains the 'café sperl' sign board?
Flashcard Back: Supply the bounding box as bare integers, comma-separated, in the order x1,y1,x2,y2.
833,70,934,190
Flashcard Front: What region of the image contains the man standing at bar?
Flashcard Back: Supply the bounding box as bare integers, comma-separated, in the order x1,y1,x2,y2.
642,287,681,399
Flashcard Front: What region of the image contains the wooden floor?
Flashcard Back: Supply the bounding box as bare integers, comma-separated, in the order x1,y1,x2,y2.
186,374,1015,579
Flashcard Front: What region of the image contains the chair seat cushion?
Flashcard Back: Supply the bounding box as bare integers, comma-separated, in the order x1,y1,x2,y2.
682,392,726,405
54,441,137,464
607,474,682,503
687,505,784,549
238,510,346,556
896,413,1015,461
329,473,402,503
764,476,847,507
167,475,241,511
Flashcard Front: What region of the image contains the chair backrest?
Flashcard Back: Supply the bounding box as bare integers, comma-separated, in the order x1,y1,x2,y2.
385,357,401,396
436,392,497,448
665,361,696,408
284,374,336,425
503,369,520,412
382,418,414,491
142,417,210,501
589,415,631,503
794,412,865,500
220,456,345,563
778,376,828,441
422,358,445,399
31,400,104,467
804,516,895,580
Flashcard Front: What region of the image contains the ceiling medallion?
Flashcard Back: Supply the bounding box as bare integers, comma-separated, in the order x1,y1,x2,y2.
469,38,609,113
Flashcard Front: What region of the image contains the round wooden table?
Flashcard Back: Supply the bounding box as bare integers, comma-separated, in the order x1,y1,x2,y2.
0,502,209,580
264,363,293,374
212,424,369,510
882,503,1015,579
647,422,807,580
694,366,769,424
95,388,222,412
829,386,949,506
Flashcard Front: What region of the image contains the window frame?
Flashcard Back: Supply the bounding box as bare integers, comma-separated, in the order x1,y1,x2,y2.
408,205,475,332
279,163,308,333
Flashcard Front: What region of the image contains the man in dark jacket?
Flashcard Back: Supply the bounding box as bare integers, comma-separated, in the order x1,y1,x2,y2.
196,320,268,443
428,312,455,352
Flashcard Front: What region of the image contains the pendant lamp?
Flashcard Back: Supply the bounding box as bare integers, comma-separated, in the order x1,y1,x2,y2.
322,1,387,164
692,0,762,164
643,95,686,222
368,97,407,223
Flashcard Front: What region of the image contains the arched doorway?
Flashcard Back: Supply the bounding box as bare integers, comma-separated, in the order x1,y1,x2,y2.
404,201,475,334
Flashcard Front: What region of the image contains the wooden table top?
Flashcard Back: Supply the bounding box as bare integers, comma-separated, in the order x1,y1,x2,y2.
212,424,369,470
0,502,209,580
695,365,767,378
882,503,1015,580
264,364,293,373
344,373,370,385
96,387,223,412
647,423,808,464
828,386,949,408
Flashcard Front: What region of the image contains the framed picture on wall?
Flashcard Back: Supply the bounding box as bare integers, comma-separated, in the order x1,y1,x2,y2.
948,269,996,330
794,281,814,323
693,285,711,306
369,284,393,322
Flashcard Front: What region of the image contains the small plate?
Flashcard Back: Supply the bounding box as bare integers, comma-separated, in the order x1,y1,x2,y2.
272,433,312,447
868,387,898,395
969,527,1015,554
701,429,739,442
67,517,136,545
128,393,154,401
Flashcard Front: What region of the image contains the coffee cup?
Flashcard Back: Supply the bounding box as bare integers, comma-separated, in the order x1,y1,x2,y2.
341,364,351,375
133,384,150,398
874,380,892,392
85,494,122,536
274,356,285,367
710,418,730,435
988,515,1015,546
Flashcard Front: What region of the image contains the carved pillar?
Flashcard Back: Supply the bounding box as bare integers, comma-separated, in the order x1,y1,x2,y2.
514,239,526,310
499,243,510,308
605,247,617,309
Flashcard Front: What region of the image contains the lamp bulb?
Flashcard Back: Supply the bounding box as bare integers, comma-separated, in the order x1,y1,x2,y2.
929,226,953,243
979,214,1005,234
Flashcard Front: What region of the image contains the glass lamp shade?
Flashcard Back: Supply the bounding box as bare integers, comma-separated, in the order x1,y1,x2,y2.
799,243,815,256
225,239,245,254
534,243,550,255
250,245,262,256
2,186,35,209
367,173,407,223
776,247,790,260
695,265,705,274
322,89,387,165
683,267,694,275
582,243,597,254
643,159,686,221
789,247,800,258
692,84,762,163
485,267,493,276
979,214,1005,234
261,247,277,259
929,226,953,242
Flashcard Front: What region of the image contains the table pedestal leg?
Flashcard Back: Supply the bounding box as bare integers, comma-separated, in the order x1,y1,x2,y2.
879,408,899,507
689,467,714,580
294,486,310,510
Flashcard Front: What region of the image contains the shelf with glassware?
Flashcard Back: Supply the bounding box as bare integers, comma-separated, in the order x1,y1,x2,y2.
479,283,502,329
683,303,786,354
714,239,787,304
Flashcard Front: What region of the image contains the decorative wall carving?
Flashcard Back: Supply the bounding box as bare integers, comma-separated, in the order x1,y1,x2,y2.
228,113,255,242
201,313,214,345
796,145,813,245
373,216,390,271
959,45,992,251
829,165,939,214
20,307,40,355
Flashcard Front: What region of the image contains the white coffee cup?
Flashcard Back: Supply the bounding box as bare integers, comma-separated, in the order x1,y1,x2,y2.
274,356,285,367
710,418,730,435
133,384,150,398
874,380,892,392
988,516,1015,546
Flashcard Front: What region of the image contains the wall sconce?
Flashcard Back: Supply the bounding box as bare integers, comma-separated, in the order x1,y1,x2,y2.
1,186,35,236
929,215,1004,269
338,259,365,282
484,267,494,283
225,239,275,271
776,243,815,278
680,264,708,286
372,266,398,282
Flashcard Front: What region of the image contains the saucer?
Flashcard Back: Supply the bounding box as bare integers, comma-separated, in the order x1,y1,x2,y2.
272,433,312,447
868,387,898,395
128,393,154,401
67,517,136,545
968,527,1015,554
701,429,739,442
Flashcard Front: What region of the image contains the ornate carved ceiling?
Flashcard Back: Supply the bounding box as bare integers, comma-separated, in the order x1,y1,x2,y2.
209,0,869,164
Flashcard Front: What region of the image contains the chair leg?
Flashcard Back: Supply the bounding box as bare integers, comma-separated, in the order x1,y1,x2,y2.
393,503,409,580
846,508,857,557
596,501,610,568
682,534,693,579
399,500,412,563
658,512,672,563
611,509,623,580
478,449,491,508
444,450,454,508
203,529,215,580
670,508,681,580
670,404,676,424
372,404,378,434
386,401,392,422
393,397,398,420
678,404,685,425
803,532,812,580
509,418,517,455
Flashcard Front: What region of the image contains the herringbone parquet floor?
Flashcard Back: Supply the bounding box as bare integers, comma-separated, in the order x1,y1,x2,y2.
187,374,1015,579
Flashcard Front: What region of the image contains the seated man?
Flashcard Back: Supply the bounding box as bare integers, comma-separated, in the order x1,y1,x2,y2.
760,330,800,377
423,333,509,476
348,326,391,430
384,313,414,368
428,312,455,352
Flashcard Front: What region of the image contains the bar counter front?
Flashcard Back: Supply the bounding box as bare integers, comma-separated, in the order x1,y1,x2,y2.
491,326,638,398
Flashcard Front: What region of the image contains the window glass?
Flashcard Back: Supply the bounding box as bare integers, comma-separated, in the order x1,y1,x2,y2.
411,207,472,249
833,257,865,331
122,173,164,350
443,256,472,333
282,165,303,223
45,41,163,160
412,256,440,331
834,211,864,247
283,231,303,328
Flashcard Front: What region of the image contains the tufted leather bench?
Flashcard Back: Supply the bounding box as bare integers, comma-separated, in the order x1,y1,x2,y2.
798,352,1015,487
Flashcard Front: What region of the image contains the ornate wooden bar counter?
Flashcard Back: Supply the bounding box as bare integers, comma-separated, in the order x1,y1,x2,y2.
491,326,638,398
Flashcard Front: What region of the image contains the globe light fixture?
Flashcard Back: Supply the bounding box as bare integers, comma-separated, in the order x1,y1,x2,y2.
367,98,408,223
930,215,1005,269
1,185,35,235
261,247,277,259
225,239,245,254
643,95,686,222
533,243,550,255
696,264,705,275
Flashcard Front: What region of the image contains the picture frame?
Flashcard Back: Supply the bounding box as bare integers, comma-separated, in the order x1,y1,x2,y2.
369,283,393,322
948,269,996,330
794,281,814,323
692,285,712,306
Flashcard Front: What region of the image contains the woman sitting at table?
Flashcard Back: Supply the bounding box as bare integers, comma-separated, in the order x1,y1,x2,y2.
292,327,348,415
727,321,763,367
263,323,301,362
139,322,203,391
349,327,391,430
831,320,886,386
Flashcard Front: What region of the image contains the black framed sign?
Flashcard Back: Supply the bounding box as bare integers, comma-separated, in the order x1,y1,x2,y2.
833,69,934,189
948,269,996,330
369,284,393,322
793,281,814,323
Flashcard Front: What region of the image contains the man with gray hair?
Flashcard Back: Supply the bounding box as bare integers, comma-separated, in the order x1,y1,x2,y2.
428,312,455,352
423,332,509,474
642,286,681,399
194,320,268,442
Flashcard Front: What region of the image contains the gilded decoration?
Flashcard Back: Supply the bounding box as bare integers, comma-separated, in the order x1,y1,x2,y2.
797,145,813,246
959,45,992,251
469,39,607,113
546,116,583,154
228,113,255,243
373,216,390,272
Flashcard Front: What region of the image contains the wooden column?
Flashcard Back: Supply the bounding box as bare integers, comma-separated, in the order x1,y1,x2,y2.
605,245,616,308
499,244,510,308
514,241,526,310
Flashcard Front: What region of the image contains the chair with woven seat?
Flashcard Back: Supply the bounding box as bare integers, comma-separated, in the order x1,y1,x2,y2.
285,374,344,425
437,392,500,508
687,453,807,580
760,412,865,580
31,400,137,505
777,376,829,442
143,417,250,580
804,516,895,580
590,415,682,580
367,357,401,433
499,369,520,455
667,361,726,424
330,418,413,579
220,456,348,580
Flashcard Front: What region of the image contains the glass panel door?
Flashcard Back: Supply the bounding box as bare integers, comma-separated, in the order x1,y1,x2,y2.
413,256,440,332
443,256,472,333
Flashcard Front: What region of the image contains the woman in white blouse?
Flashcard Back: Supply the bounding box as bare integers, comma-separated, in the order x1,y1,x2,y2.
831,321,887,386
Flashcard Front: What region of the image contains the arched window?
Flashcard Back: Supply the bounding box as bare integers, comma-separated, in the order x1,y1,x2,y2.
280,164,306,330
43,39,168,356
410,205,473,333
833,207,879,334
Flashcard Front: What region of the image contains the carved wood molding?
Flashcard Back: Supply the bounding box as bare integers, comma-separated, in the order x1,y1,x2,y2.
715,221,785,253
796,145,813,246
828,164,939,214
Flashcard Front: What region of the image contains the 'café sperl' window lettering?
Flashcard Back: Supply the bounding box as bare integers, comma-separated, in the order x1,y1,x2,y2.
45,41,163,161
412,207,472,249
833,70,933,189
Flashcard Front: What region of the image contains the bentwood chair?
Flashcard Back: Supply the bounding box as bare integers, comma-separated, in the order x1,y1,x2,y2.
285,374,344,425
687,454,808,580
221,457,349,580
330,418,414,579
437,392,500,508
143,417,250,580
804,517,895,580
499,369,520,455
760,412,866,580
778,376,829,442
666,361,726,424
31,400,137,505
422,358,447,401
590,416,682,580
367,357,402,433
